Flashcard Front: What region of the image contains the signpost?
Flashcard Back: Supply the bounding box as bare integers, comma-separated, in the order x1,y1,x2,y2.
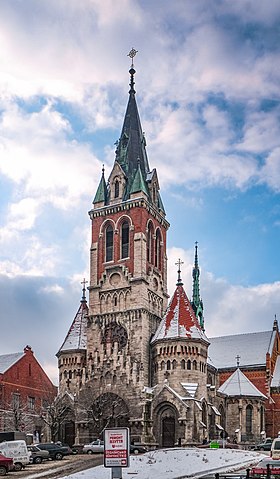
104,427,130,479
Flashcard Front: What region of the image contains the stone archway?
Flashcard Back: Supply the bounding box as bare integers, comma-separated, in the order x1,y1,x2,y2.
153,402,178,448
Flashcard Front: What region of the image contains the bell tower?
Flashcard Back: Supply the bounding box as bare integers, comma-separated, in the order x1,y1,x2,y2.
86,50,169,441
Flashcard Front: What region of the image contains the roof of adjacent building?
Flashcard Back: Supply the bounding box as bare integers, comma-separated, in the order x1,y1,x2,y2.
208,330,273,369
0,352,24,374
271,356,280,388
151,283,209,344
218,368,266,398
57,297,88,354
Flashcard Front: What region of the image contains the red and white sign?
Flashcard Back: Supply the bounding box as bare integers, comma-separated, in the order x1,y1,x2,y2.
104,428,130,468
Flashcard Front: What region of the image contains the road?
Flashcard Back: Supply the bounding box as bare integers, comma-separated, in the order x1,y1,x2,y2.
7,453,103,479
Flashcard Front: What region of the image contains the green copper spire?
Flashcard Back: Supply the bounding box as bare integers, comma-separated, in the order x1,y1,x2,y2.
191,242,204,331
130,159,149,196
93,165,108,204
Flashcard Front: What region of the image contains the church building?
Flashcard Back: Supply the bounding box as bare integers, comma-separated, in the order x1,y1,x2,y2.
57,53,280,448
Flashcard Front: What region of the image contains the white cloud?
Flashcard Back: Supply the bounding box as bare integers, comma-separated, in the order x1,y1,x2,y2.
167,246,280,338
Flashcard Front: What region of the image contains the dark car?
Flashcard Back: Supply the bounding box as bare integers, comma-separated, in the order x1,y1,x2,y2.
253,438,273,451
34,443,71,460
250,458,280,477
27,445,50,464
130,444,148,455
0,453,14,475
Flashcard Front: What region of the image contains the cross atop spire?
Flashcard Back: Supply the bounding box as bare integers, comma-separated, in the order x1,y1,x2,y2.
81,278,88,303
175,259,184,286
236,354,240,367
127,48,138,94
128,47,138,68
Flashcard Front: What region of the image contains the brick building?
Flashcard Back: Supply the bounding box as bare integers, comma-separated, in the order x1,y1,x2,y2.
57,56,280,447
0,345,57,440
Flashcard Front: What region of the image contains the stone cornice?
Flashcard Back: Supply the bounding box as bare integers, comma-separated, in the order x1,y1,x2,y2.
88,197,169,229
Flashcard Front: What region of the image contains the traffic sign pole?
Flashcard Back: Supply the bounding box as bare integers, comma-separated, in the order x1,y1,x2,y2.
111,466,122,478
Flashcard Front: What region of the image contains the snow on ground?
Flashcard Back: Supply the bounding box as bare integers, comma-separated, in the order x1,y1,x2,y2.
61,448,265,479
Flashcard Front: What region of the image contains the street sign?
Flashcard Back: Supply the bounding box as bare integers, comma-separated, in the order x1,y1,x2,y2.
104,427,130,468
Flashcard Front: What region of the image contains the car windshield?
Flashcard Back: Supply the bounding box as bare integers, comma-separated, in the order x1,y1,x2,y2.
258,459,280,467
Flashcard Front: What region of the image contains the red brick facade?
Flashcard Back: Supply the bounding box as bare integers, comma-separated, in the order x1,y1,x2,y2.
0,346,57,435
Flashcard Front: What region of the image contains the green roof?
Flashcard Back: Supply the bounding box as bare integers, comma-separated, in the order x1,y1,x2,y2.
130,162,149,196
93,171,108,204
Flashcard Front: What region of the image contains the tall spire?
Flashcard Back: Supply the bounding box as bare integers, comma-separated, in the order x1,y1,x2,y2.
191,242,204,331
115,48,150,198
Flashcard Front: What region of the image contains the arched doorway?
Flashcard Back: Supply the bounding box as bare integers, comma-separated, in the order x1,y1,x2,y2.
154,403,178,448
162,415,175,447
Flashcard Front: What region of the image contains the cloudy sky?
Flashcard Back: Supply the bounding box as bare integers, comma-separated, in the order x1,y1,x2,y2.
0,0,280,385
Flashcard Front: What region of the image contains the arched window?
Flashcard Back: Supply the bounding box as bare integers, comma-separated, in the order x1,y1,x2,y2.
219,404,226,430
246,405,253,435
105,224,113,262
181,359,186,370
260,405,264,433
172,360,177,370
114,180,119,198
147,222,153,263
193,360,197,370
167,360,171,370
155,229,162,269
187,360,191,370
121,221,129,258
202,402,207,426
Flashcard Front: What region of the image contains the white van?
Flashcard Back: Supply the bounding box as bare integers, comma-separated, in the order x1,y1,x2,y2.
271,438,280,460
0,440,31,470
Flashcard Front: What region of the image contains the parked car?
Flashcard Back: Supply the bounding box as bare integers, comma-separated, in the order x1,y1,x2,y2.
0,440,30,471
55,443,73,455
0,453,14,476
271,438,280,460
27,445,50,464
83,440,104,454
250,458,280,477
253,438,273,451
130,444,148,454
34,443,71,460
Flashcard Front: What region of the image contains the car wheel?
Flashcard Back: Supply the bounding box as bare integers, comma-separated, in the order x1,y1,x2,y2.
14,463,23,471
0,466,7,476
260,447,265,451
34,456,42,464
133,449,139,455
54,453,63,460
87,450,94,454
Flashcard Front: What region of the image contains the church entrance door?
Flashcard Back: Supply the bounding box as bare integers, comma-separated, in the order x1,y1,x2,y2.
162,416,175,447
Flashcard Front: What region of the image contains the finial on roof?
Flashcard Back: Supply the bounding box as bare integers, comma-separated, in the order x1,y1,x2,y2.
127,47,138,94
273,314,278,331
81,278,88,303
175,258,184,286
102,164,105,175
236,354,240,367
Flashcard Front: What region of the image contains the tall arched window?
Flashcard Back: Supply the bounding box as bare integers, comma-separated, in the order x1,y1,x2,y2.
219,404,226,430
260,405,264,433
147,222,153,263
121,221,129,258
155,229,162,269
246,405,253,435
114,180,119,198
105,224,114,262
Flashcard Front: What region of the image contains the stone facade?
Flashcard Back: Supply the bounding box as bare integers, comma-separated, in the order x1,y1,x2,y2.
57,63,280,448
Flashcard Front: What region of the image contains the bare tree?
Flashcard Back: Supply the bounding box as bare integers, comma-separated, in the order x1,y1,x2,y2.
78,388,129,438
40,395,74,442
